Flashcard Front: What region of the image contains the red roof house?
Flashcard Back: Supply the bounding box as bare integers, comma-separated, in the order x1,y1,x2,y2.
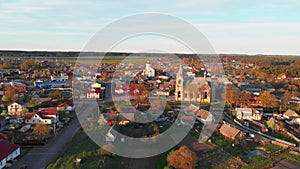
0,139,20,169
25,107,59,124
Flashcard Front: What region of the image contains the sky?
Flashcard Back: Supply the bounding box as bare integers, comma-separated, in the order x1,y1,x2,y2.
0,0,300,55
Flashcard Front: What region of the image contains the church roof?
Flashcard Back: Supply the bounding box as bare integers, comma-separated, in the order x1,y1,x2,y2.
184,77,209,93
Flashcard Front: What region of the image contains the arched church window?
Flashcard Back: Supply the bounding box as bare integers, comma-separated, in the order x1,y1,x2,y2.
204,92,208,99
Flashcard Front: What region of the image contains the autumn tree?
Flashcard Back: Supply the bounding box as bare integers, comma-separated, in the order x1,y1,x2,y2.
33,123,50,139
21,108,29,116
137,83,147,93
3,62,11,69
281,91,292,110
20,61,28,69
239,71,245,80
293,103,300,111
28,99,36,107
267,117,276,131
101,71,108,81
286,84,298,91
237,91,251,106
11,94,18,102
140,90,150,104
256,72,269,81
225,84,239,107
3,84,16,102
134,83,150,105
259,91,278,108
167,146,198,169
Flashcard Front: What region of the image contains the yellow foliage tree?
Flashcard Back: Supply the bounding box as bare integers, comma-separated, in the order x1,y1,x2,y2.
259,91,278,108
167,146,198,169
33,123,50,139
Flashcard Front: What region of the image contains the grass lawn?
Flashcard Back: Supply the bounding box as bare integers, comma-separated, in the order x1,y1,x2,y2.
46,128,127,169
243,151,300,169
263,144,282,153
199,148,244,169
211,132,247,157
267,132,297,144
157,151,170,169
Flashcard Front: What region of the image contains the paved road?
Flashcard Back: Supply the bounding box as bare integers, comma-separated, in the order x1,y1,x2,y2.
125,156,157,169
10,83,111,169
11,117,81,169
10,104,96,169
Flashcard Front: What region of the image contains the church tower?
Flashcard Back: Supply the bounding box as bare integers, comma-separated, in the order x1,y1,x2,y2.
144,60,155,77
175,65,184,101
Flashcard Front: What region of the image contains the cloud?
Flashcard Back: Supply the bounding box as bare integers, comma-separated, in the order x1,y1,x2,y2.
1,0,300,54
196,23,300,31
0,30,91,36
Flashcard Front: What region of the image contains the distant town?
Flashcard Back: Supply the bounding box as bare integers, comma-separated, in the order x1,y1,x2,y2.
1,51,300,169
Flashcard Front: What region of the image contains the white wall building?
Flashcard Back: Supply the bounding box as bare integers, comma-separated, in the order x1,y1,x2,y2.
0,139,20,169
144,61,155,77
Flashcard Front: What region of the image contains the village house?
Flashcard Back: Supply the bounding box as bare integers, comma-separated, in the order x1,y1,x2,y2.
7,100,25,116
58,101,75,112
114,85,139,97
154,90,169,96
12,83,26,93
236,108,262,121
25,107,59,124
0,139,20,169
240,84,262,96
196,109,213,125
114,88,125,94
276,73,286,80
50,74,69,81
288,96,300,104
86,88,100,99
234,93,262,106
105,124,120,142
143,61,155,78
219,123,244,142
283,109,299,119
283,109,300,125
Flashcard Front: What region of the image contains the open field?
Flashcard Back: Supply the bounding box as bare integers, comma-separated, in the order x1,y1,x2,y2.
75,55,156,64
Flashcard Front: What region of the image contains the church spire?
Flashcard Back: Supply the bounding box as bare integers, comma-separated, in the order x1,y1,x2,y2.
177,64,183,77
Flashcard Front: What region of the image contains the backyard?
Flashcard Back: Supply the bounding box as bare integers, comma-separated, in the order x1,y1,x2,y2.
46,128,127,169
